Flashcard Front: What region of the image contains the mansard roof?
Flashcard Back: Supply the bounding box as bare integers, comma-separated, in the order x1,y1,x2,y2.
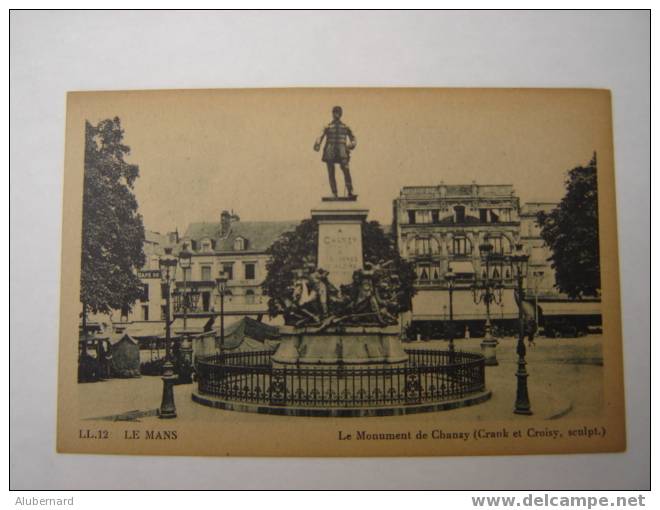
182,220,298,253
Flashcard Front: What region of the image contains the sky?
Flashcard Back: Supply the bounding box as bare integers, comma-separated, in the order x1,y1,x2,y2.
72,88,611,234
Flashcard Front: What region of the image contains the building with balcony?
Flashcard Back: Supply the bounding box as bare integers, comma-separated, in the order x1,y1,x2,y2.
393,184,601,338
393,182,523,337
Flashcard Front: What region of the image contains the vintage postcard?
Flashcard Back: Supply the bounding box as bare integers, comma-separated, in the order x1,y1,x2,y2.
57,88,625,456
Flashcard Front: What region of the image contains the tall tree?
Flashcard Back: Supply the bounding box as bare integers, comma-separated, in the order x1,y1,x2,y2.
80,118,145,325
263,219,416,317
537,153,600,298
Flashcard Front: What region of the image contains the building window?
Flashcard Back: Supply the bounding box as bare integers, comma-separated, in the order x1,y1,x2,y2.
416,264,430,282
491,237,503,254
453,237,470,255
182,267,192,281
161,283,168,299
431,210,439,224
490,210,500,223
245,289,255,304
415,237,431,256
222,263,234,280
141,305,149,321
431,263,441,281
200,238,214,252
407,210,416,224
139,283,149,302
416,210,431,224
202,291,210,311
244,263,256,280
454,205,466,223
234,237,245,251
160,305,167,321
201,265,212,281
479,209,488,223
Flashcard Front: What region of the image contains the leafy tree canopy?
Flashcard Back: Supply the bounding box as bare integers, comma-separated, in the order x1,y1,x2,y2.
263,219,416,317
81,118,146,316
537,154,600,299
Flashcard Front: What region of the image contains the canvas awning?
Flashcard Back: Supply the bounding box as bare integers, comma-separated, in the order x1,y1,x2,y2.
449,261,475,274
109,333,138,346
539,300,602,316
121,321,167,339
194,317,280,351
171,317,215,335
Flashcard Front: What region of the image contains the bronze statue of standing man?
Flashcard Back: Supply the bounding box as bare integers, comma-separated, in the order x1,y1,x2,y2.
314,106,357,198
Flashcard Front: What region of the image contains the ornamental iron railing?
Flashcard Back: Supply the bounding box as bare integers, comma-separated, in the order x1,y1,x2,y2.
195,349,485,408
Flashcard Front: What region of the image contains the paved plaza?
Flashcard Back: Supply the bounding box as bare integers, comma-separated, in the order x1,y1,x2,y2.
79,335,604,424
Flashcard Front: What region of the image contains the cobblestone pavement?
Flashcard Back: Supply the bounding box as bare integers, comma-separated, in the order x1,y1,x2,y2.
78,335,603,423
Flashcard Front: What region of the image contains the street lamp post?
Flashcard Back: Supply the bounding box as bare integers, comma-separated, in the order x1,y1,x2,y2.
510,243,532,415
444,267,456,356
472,242,504,366
178,243,193,384
158,247,178,419
215,271,228,354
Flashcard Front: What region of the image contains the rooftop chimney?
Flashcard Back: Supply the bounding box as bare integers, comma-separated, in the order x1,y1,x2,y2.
167,229,179,245
221,210,232,237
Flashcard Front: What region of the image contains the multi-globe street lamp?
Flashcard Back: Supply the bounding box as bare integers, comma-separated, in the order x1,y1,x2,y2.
176,243,197,384
158,247,178,419
510,243,532,415
472,242,504,366
215,271,229,354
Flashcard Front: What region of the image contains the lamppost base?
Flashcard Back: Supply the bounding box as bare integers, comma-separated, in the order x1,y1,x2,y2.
480,338,499,366
159,362,178,419
514,365,532,415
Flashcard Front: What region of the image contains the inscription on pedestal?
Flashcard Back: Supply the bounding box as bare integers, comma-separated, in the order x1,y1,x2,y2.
317,222,363,287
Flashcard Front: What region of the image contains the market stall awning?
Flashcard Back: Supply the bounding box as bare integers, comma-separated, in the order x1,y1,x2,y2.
121,321,167,339
171,317,215,335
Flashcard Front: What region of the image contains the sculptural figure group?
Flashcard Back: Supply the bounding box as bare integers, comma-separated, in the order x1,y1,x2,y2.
278,260,402,331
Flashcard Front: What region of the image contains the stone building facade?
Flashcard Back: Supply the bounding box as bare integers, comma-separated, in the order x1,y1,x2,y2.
393,183,523,335
393,183,602,337
175,210,297,321
519,202,559,299
112,211,296,339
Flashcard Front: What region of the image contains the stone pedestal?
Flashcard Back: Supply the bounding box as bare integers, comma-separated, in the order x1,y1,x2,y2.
272,325,408,366
311,198,368,288
272,197,409,368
